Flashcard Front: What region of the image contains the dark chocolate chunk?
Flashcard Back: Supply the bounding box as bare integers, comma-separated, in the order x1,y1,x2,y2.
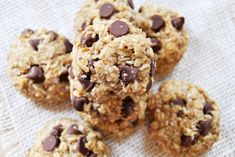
78,77,96,92
197,119,212,136
29,39,40,51
119,65,138,83
59,71,69,82
172,17,185,31
47,31,58,42
72,96,89,112
51,124,63,137
128,0,134,9
42,135,60,152
171,98,186,106
150,59,156,77
27,65,45,83
181,134,199,147
67,124,82,135
151,15,165,32
150,37,161,53
203,101,214,115
109,20,129,37
77,136,90,155
64,39,73,53
81,34,98,47
100,3,115,19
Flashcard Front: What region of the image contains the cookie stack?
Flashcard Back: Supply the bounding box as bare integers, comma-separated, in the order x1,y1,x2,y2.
7,0,220,157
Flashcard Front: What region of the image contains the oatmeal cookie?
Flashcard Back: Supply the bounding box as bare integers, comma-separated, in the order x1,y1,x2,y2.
8,28,72,105
74,0,140,36
70,18,155,137
28,118,109,157
148,80,220,157
139,5,189,78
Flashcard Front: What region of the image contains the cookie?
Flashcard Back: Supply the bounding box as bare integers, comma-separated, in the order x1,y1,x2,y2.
148,80,220,157
8,28,72,105
70,17,155,137
74,0,140,36
139,5,189,78
28,118,109,157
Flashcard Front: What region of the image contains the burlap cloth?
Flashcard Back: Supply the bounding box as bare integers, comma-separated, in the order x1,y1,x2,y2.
0,0,235,156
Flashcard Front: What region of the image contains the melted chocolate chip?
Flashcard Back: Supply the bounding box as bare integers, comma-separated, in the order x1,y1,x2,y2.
51,125,63,137
150,37,161,53
64,39,73,53
72,96,89,112
197,119,212,136
100,3,115,19
27,65,45,83
29,39,40,51
77,137,90,155
128,0,134,9
109,20,129,37
78,77,96,92
42,135,60,151
151,15,165,32
171,98,186,106
81,34,99,47
172,17,185,31
181,135,199,147
67,124,82,135
203,102,214,115
122,97,134,117
119,65,138,83
59,71,69,82
150,59,156,77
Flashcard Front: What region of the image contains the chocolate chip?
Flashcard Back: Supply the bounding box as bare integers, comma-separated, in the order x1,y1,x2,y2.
27,65,45,83
203,102,214,115
119,65,138,83
21,29,34,35
51,125,63,137
109,20,129,37
138,7,143,13
151,15,165,32
64,39,73,53
69,66,75,79
150,38,161,53
47,31,58,42
197,119,212,136
59,71,69,82
171,98,186,106
81,21,87,31
72,96,89,112
150,59,156,77
77,137,90,155
42,135,60,152
100,3,115,19
89,153,97,157
29,39,40,51
128,0,134,9
78,77,96,92
122,97,134,117
172,17,185,31
146,79,152,91
81,34,98,47
67,124,82,135
181,135,199,147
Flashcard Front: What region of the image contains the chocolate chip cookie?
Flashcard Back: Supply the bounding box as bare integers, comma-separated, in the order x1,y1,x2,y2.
148,80,220,157
139,5,189,78
8,28,72,105
74,0,140,36
70,18,154,137
28,118,109,157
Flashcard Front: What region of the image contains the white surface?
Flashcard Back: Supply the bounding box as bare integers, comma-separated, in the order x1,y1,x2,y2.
0,0,235,156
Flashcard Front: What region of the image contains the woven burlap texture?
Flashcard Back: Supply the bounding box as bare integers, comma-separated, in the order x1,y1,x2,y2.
0,0,235,156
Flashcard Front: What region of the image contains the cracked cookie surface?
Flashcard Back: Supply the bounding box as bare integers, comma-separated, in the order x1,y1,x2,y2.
8,28,72,105
28,118,109,157
148,80,220,157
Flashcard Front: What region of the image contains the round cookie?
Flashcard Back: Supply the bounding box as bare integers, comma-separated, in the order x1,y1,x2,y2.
28,118,109,157
148,80,220,157
139,4,189,78
8,28,72,105
70,18,155,137
74,0,140,36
